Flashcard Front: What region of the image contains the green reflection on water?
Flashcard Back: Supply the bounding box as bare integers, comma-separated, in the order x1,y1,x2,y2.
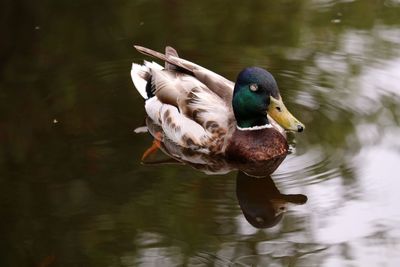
1,0,400,266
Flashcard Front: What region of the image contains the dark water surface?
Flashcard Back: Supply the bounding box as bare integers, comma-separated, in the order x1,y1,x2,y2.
2,0,400,266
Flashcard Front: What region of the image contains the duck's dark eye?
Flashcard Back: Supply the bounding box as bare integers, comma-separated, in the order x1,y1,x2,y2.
276,107,281,112
249,84,258,92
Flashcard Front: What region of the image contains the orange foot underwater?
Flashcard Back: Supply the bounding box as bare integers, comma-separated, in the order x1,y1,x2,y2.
141,132,162,161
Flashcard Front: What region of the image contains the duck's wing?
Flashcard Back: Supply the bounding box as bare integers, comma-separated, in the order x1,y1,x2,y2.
134,45,234,103
144,96,211,152
132,46,236,153
144,76,234,153
149,67,235,144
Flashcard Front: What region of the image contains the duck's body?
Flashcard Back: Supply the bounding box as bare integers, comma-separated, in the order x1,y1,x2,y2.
131,46,304,162
144,116,286,176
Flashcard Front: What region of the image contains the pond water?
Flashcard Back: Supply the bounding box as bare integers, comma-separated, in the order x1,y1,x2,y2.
1,0,400,266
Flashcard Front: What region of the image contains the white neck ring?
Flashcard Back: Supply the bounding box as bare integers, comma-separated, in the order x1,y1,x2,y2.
236,123,273,131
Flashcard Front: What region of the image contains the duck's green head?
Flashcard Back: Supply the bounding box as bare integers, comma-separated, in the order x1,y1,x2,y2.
232,67,305,132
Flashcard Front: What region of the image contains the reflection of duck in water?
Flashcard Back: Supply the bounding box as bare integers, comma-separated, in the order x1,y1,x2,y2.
131,46,304,163
138,136,307,228
236,171,307,228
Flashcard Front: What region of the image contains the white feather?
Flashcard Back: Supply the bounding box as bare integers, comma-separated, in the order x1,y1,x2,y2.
145,97,210,150
131,61,164,99
133,126,148,133
144,60,164,71
144,97,163,123
130,63,149,99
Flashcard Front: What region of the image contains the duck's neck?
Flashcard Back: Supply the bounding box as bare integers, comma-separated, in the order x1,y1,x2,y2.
236,116,270,129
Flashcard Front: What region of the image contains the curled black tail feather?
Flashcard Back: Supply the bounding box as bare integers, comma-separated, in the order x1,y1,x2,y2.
145,77,154,98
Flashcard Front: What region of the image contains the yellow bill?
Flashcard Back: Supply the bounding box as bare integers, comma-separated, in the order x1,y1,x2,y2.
268,96,305,132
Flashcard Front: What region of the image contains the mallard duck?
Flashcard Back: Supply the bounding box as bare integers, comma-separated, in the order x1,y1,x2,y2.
131,45,304,162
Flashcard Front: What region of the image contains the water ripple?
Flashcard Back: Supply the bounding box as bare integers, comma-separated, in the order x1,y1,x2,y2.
273,147,343,187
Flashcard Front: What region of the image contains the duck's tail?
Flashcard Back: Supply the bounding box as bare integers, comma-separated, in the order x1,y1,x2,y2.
131,46,180,99
130,60,163,99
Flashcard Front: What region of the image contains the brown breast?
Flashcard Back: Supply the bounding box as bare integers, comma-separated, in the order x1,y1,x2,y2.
225,128,288,163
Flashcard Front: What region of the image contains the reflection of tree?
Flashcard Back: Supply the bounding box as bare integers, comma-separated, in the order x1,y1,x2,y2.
0,0,400,266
